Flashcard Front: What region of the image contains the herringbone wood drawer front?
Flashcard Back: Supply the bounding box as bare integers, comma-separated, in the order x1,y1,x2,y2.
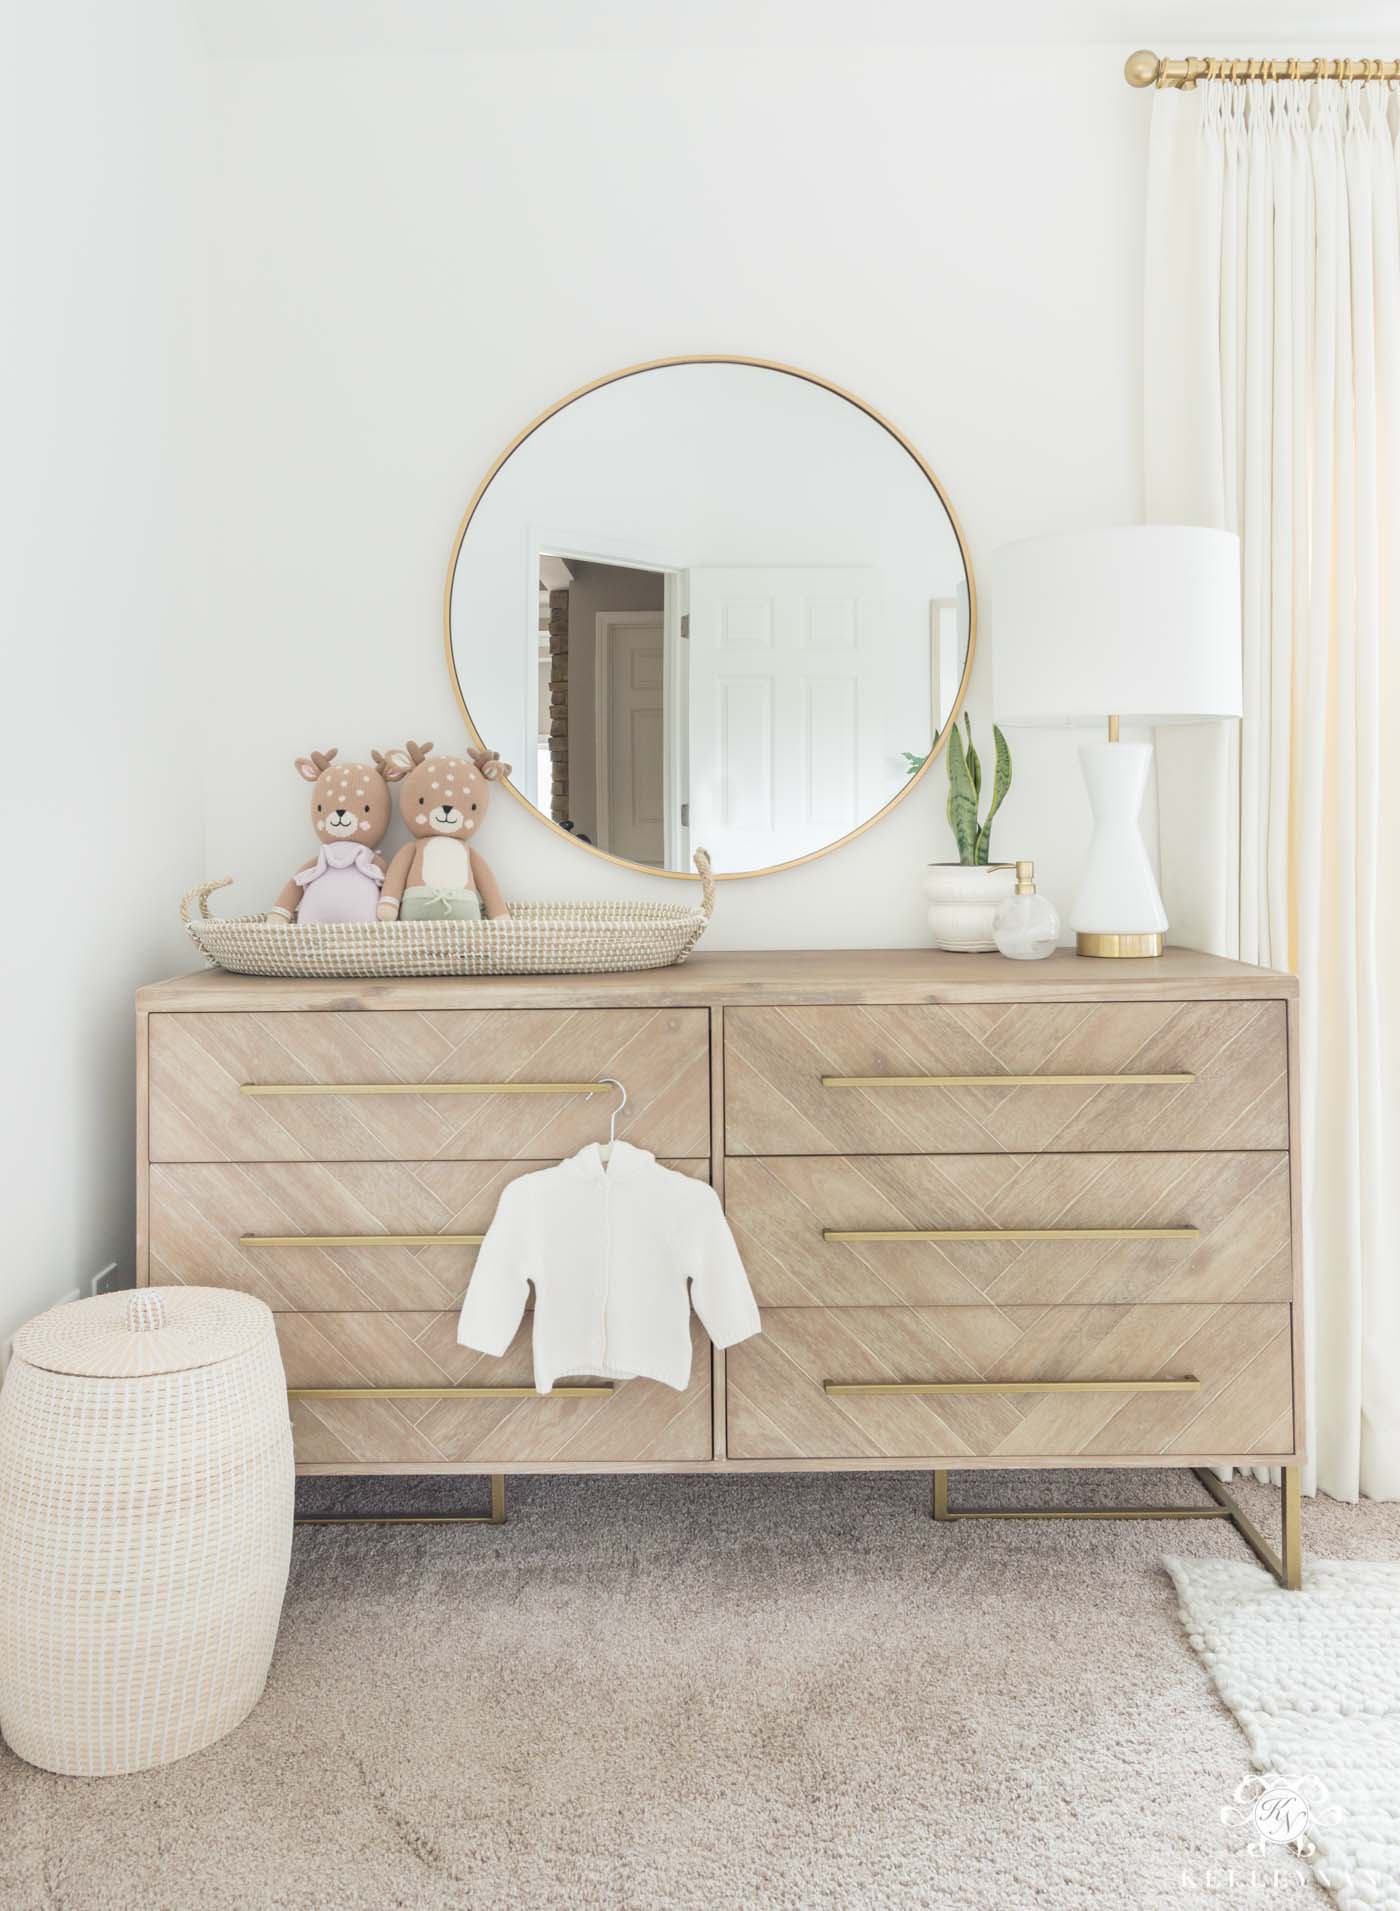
724,1001,1288,1155
149,1158,710,1312
278,1313,711,1464
137,953,1303,1493
148,1008,710,1162
726,1303,1293,1460
726,1153,1292,1308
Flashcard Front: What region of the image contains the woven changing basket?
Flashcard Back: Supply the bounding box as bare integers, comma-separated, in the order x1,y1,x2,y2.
0,1287,294,1776
181,847,716,978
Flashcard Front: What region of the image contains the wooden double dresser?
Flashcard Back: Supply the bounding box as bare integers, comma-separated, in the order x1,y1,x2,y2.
137,947,1304,1584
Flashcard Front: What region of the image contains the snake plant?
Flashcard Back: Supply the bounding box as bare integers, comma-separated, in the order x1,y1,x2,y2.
944,713,1011,865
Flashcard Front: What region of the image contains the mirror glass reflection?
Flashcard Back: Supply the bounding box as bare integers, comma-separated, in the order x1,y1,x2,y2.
447,361,972,875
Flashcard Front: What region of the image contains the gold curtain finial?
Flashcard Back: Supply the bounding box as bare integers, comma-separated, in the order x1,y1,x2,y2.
1124,49,1161,88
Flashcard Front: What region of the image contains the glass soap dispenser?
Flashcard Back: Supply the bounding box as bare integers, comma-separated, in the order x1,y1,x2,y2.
993,860,1060,960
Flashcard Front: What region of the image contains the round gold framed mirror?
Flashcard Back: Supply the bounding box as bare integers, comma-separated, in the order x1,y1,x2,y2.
444,356,975,880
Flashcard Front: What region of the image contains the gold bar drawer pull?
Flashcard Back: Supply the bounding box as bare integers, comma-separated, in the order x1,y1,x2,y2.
821,1072,1195,1089
822,1226,1199,1243
241,1233,484,1248
241,1080,614,1098
823,1377,1202,1397
287,1384,616,1401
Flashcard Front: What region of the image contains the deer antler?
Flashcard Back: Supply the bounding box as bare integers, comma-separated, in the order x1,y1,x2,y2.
468,746,512,782
295,747,340,781
404,739,434,767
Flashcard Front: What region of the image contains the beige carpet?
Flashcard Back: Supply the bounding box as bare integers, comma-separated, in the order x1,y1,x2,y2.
4,1470,1398,1910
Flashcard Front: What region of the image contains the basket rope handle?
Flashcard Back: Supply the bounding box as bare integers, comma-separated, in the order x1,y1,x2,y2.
692,847,715,920
180,878,233,925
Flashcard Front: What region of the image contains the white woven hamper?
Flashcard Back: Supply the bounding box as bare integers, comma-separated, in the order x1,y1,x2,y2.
0,1287,294,1776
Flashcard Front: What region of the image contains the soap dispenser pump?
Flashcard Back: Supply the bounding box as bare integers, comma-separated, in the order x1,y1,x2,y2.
992,860,1060,960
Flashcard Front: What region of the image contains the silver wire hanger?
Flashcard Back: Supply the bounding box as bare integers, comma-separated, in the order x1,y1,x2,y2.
593,1077,627,1163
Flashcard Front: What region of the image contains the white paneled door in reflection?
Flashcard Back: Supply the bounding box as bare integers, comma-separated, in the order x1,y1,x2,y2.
596,610,665,867
686,566,885,872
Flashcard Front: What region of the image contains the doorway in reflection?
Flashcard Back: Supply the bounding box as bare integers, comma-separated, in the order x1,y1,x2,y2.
539,556,671,869
538,547,952,874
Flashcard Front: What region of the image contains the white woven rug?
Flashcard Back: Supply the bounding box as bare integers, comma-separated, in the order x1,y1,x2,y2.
1168,1555,1400,1908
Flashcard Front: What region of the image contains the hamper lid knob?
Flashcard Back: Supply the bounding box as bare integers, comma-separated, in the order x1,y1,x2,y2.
126,1291,167,1333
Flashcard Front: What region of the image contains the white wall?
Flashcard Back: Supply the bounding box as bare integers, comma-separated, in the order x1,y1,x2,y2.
0,2,206,1349
202,43,1152,943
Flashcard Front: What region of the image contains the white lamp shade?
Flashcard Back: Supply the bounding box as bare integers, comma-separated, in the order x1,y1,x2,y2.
989,526,1243,727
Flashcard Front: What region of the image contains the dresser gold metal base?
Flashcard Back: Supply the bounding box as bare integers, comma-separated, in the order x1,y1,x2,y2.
294,1474,507,1528
931,1465,1302,1589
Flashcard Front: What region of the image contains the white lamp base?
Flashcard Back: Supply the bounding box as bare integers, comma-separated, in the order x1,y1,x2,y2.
1071,740,1168,959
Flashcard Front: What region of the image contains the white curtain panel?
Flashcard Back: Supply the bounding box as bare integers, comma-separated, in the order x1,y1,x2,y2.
1145,79,1400,1501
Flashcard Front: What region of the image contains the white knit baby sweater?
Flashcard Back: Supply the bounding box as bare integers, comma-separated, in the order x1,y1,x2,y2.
457,1142,760,1393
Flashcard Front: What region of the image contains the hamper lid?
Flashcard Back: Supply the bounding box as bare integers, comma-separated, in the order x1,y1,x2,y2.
13,1287,273,1378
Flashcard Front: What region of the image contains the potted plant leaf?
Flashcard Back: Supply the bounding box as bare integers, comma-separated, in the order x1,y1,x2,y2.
922,714,1015,951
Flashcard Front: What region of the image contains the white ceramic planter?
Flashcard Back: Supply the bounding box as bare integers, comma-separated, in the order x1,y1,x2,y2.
923,863,1017,953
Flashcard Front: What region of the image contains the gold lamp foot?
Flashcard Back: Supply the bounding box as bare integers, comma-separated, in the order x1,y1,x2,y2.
1076,931,1166,959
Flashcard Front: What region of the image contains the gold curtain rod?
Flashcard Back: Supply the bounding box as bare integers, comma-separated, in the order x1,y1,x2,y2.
1126,49,1400,89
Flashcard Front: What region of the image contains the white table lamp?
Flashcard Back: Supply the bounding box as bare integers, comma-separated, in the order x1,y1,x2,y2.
989,526,1242,957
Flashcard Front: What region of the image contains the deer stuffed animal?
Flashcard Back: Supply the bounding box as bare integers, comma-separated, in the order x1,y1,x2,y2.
377,740,512,922
268,747,405,924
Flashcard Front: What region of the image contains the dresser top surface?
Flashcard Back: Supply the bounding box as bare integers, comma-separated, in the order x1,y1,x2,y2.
139,946,1297,1012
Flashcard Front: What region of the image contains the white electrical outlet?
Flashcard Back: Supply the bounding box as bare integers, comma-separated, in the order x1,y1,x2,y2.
90,1263,120,1298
